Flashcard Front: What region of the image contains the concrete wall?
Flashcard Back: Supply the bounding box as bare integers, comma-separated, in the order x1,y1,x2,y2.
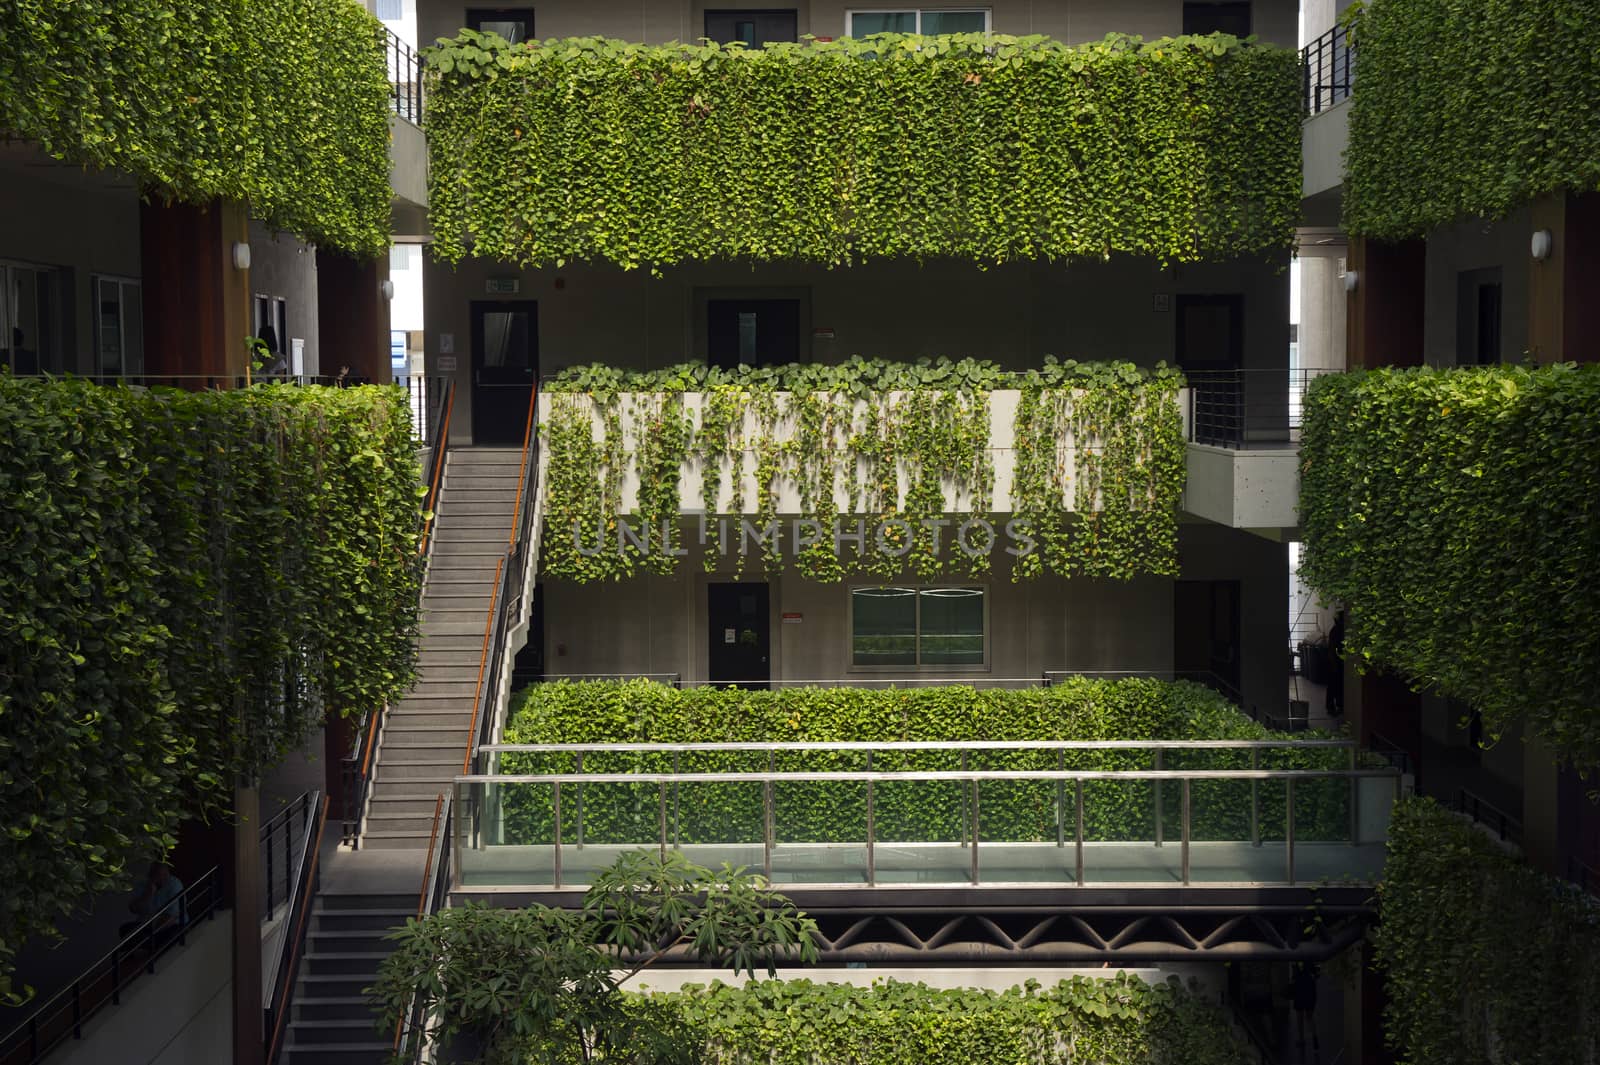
0,148,141,374
1422,208,1532,366
430,256,1288,443
537,521,1286,715
1302,100,1348,200
247,221,321,375
418,0,1298,50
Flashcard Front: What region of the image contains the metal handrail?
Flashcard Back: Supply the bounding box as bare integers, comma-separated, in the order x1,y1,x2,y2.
394,792,453,1063
1,868,223,1065
262,790,322,1045
265,796,331,1064
386,25,424,124
483,739,1357,754
1184,367,1342,449
260,791,314,922
461,769,1400,784
1449,788,1522,844
1302,23,1355,115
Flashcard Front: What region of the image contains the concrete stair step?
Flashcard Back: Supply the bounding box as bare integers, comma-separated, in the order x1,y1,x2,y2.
361,832,435,850
369,779,453,800
302,928,397,954
430,542,509,558
379,745,463,764
421,619,491,637
315,893,415,911
292,997,374,1024
433,512,517,529
380,726,464,746
387,710,468,728
287,1019,383,1046
310,907,413,933
367,795,449,818
279,1044,391,1064
403,681,479,699
364,811,444,836
421,634,490,652
303,951,390,976
373,762,457,783
292,973,378,999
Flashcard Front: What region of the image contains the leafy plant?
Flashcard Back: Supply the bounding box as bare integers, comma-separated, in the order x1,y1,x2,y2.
0,378,423,1000
1299,365,1600,768
1373,797,1600,1064
371,851,819,1065
0,0,392,255
1343,0,1600,239
423,32,1301,269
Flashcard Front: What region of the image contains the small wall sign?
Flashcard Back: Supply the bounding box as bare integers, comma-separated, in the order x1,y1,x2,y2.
436,356,458,372
724,628,737,644
486,278,521,295
1152,293,1172,313
781,612,803,624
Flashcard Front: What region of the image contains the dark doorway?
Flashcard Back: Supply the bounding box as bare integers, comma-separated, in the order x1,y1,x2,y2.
707,299,800,369
1456,269,1504,365
1177,294,1245,446
1174,580,1241,701
511,583,545,688
705,9,798,47
1183,2,1252,36
466,7,534,43
470,300,537,445
708,583,770,688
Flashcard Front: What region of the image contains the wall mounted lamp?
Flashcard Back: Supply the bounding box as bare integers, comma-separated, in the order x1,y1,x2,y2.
1531,229,1554,261
380,279,396,301
1344,269,1359,293
231,241,252,271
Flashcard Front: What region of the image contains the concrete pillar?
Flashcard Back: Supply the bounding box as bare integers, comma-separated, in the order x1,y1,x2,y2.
316,250,392,384
1298,250,1349,371
232,783,263,1065
1529,192,1600,364
1340,940,1394,1065
1346,237,1427,370
139,199,252,383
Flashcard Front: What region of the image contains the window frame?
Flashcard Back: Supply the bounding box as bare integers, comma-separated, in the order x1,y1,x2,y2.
847,582,990,672
844,8,992,37
91,274,142,378
465,7,535,44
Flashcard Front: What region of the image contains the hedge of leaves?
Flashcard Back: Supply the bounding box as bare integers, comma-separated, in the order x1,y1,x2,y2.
499,679,1354,849
1344,0,1600,239
0,0,392,256
424,31,1301,268
0,378,423,997
1299,366,1600,769
1373,798,1600,1064
539,358,1184,584
653,975,1253,1065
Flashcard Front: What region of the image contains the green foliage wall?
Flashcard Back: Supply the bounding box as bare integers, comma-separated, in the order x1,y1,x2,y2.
656,975,1253,1065
501,679,1353,848
1298,366,1600,767
1343,0,1600,239
0,0,393,255
1373,798,1600,1063
424,31,1301,268
539,358,1185,584
0,379,423,995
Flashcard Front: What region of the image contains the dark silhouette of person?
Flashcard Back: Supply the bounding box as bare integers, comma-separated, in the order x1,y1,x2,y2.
1326,612,1346,716
120,862,186,942
1291,962,1321,1061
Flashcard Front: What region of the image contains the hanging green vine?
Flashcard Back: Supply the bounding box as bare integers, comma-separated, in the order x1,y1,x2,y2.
424,31,1300,268
1343,0,1600,240
539,358,1183,583
0,0,393,256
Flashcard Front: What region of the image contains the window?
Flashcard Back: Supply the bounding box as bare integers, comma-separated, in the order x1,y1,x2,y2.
253,294,288,371
851,586,985,667
1182,2,1251,37
705,10,799,47
848,9,989,36
466,7,534,44
1,262,61,375
93,276,143,376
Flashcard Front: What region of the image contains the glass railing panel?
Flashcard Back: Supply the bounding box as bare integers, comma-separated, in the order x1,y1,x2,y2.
972,750,1073,884
771,770,868,885
459,780,557,888
870,762,970,885
1290,774,1393,884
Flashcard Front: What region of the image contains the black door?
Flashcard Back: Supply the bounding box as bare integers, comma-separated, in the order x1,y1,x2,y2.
705,9,799,47
1177,293,1244,446
1174,580,1240,701
1182,2,1252,36
708,583,770,688
471,300,537,445
466,7,534,43
707,299,800,369
511,583,545,687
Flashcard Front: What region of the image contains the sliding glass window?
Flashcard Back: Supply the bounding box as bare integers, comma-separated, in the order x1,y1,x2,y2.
850,585,985,667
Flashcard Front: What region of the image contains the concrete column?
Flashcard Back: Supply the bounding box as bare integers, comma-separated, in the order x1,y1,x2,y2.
1529,192,1600,364
316,250,392,384
139,199,252,382
1298,250,1350,371
1346,237,1427,370
1340,940,1394,1065
232,783,263,1065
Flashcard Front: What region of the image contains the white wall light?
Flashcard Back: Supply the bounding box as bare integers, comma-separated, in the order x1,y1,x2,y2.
1531,229,1554,261
231,241,252,271
380,279,396,301
1344,269,1359,293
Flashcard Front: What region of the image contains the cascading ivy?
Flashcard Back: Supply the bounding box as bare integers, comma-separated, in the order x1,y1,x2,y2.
1299,365,1600,769
1343,0,1600,240
0,378,423,998
538,358,1184,584
0,0,392,255
424,31,1301,268
654,975,1254,1065
1373,798,1600,1063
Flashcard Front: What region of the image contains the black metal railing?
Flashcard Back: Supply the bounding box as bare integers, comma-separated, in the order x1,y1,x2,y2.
1568,857,1600,898
265,796,330,1063
386,26,423,124
398,374,445,443
1448,787,1523,845
394,793,452,1063
0,868,222,1065
1303,23,1354,115
1186,368,1341,449
1366,732,1415,776
342,708,382,848
260,791,314,923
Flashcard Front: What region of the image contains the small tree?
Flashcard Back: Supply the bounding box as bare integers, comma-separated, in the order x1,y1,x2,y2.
371,851,820,1064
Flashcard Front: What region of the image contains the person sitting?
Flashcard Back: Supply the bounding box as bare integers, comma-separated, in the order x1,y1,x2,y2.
119,862,185,941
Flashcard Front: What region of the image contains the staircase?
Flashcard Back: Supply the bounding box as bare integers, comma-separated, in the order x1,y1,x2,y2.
278,891,414,1064
363,447,525,848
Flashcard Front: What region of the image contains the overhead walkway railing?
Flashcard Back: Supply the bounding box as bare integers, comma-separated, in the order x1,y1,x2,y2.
452,741,1401,892
1303,23,1354,115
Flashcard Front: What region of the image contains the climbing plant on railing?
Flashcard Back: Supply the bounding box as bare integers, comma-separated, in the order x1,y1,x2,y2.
0,378,422,1000
0,0,392,255
1373,798,1600,1064
424,31,1301,268
1299,365,1600,768
538,358,1182,583
1343,0,1600,239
